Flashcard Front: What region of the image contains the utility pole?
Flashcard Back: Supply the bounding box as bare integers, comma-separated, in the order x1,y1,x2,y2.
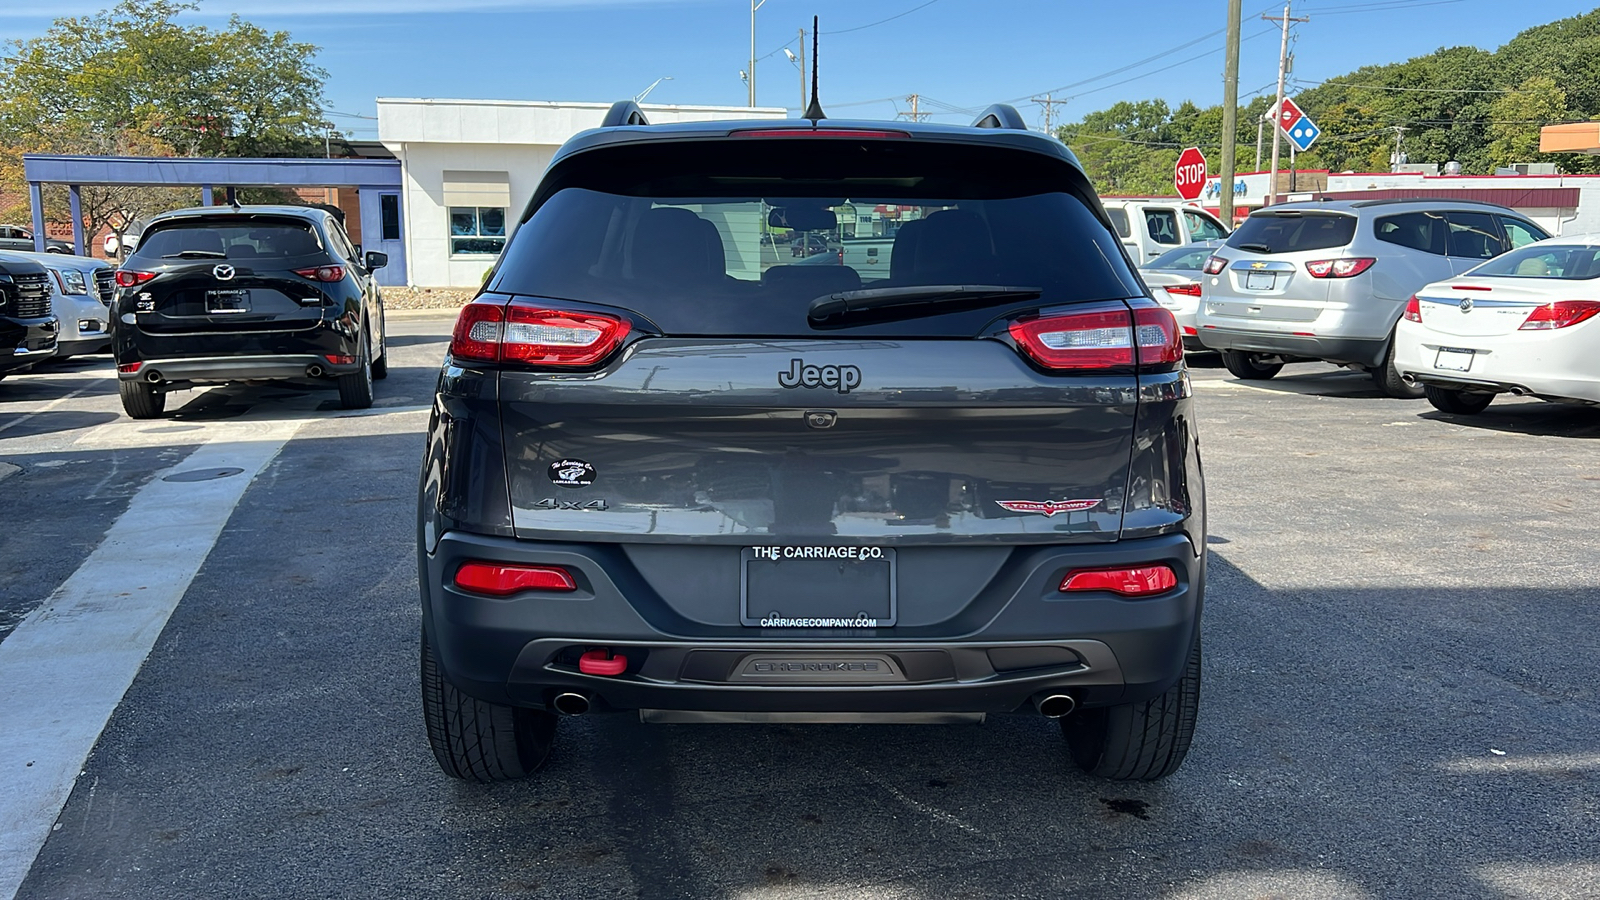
1263,3,1307,206
1033,94,1069,135
797,28,806,113
1219,0,1242,223
1255,112,1265,171
1390,126,1409,171
748,0,768,107
902,94,930,122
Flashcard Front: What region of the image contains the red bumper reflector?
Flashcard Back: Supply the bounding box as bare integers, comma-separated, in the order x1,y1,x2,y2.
1060,565,1178,597
454,562,576,596
1182,326,1198,336
118,362,142,374
324,354,356,365
578,649,628,676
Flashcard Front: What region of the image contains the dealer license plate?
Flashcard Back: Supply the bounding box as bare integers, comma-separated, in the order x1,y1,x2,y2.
1244,271,1276,291
741,547,896,628
205,289,250,314
1434,347,1474,372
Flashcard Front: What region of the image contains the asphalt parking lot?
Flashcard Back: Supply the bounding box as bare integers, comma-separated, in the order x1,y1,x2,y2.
1,312,1597,900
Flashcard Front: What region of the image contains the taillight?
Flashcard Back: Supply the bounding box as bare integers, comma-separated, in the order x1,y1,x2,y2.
454,561,576,596
1132,302,1183,365
115,270,156,288
1163,283,1202,297
1519,300,1600,331
1201,255,1227,276
293,265,345,282
450,299,506,362
1060,565,1178,597
449,298,631,367
502,304,631,366
1009,302,1180,370
1305,257,1376,278
1403,295,1422,323
118,362,142,374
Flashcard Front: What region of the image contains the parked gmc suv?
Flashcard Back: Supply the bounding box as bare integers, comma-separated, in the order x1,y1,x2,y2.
0,254,59,379
419,103,1206,783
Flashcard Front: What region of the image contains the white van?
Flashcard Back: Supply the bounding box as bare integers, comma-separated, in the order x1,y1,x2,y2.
1101,200,1230,263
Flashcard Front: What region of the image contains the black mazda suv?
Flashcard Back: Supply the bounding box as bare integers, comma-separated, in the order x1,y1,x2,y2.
419,103,1206,783
110,205,389,417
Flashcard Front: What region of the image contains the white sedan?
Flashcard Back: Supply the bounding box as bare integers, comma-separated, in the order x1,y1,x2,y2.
1395,235,1600,414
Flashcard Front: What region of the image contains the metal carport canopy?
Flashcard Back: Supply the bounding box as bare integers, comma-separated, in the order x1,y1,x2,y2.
20,154,404,265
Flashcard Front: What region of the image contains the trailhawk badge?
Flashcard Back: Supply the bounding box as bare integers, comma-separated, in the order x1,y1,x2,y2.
995,498,1103,517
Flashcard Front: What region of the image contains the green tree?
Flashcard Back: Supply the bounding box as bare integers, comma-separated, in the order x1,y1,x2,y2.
0,1,330,242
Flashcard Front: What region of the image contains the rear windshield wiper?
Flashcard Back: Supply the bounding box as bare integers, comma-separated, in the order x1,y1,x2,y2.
808,285,1043,324
161,250,227,259
1235,243,1272,253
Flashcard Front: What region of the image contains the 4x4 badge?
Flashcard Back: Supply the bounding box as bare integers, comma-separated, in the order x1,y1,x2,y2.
536,498,609,511
995,499,1102,517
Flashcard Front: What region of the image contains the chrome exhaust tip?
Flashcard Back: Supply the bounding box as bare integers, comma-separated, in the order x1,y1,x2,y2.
552,692,591,716
1401,374,1417,385
306,364,324,378
1034,693,1077,719
144,369,162,384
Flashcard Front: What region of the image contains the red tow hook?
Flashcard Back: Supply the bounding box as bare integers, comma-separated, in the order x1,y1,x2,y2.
578,649,628,676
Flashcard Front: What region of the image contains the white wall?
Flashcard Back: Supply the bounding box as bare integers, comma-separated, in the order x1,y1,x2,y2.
378,98,787,288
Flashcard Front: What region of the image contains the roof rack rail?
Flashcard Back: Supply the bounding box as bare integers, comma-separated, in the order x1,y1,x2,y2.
972,104,1028,130
1347,196,1516,210
600,100,651,128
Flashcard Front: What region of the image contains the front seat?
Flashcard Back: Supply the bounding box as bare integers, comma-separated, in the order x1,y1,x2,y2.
631,207,722,287
910,209,999,283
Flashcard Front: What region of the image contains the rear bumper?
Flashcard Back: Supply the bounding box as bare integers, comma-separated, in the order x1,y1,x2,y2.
422,530,1204,716
1395,321,1600,404
119,354,360,385
1197,327,1387,367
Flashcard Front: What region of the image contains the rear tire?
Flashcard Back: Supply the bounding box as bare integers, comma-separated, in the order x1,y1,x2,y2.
1063,634,1201,781
118,379,166,419
1373,339,1425,399
1424,385,1493,415
337,332,375,410
421,630,557,782
1220,349,1283,380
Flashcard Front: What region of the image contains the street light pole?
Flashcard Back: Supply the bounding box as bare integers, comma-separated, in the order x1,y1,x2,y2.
748,0,768,107
1219,0,1242,223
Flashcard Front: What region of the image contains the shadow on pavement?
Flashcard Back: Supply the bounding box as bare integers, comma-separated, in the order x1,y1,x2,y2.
0,410,120,440
1418,401,1600,439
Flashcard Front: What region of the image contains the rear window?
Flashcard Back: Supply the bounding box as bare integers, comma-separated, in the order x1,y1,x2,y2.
492,140,1142,336
1226,212,1356,254
1465,244,1600,279
1107,207,1131,238
1374,211,1446,255
1144,245,1214,271
131,220,327,263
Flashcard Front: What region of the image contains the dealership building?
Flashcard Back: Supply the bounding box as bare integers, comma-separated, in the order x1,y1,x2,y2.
374,98,785,288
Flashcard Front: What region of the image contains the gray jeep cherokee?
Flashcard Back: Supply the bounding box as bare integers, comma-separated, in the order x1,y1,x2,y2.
418,102,1206,783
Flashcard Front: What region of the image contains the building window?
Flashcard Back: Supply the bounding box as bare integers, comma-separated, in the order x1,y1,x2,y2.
380,195,401,241
450,207,506,255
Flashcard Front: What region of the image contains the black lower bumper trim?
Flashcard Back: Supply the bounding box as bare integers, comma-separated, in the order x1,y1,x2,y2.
1197,328,1387,368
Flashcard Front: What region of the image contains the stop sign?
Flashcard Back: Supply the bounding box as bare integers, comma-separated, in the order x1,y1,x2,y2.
1174,146,1207,201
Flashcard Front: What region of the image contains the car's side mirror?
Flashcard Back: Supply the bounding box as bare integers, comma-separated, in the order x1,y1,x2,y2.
365,250,388,271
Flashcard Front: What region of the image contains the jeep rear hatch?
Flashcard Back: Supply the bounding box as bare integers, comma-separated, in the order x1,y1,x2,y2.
473,136,1176,546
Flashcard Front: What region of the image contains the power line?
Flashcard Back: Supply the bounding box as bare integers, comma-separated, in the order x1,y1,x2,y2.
821,0,942,35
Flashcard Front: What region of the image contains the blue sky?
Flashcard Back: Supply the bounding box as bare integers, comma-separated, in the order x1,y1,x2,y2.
2,0,1596,138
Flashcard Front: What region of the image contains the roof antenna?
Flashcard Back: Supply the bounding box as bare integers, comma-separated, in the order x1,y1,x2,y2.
802,16,826,122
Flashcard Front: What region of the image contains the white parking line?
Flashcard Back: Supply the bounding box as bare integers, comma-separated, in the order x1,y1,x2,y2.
0,378,110,437
0,417,302,900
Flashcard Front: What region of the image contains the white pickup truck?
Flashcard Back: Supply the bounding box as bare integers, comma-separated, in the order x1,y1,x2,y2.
1100,200,1229,263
